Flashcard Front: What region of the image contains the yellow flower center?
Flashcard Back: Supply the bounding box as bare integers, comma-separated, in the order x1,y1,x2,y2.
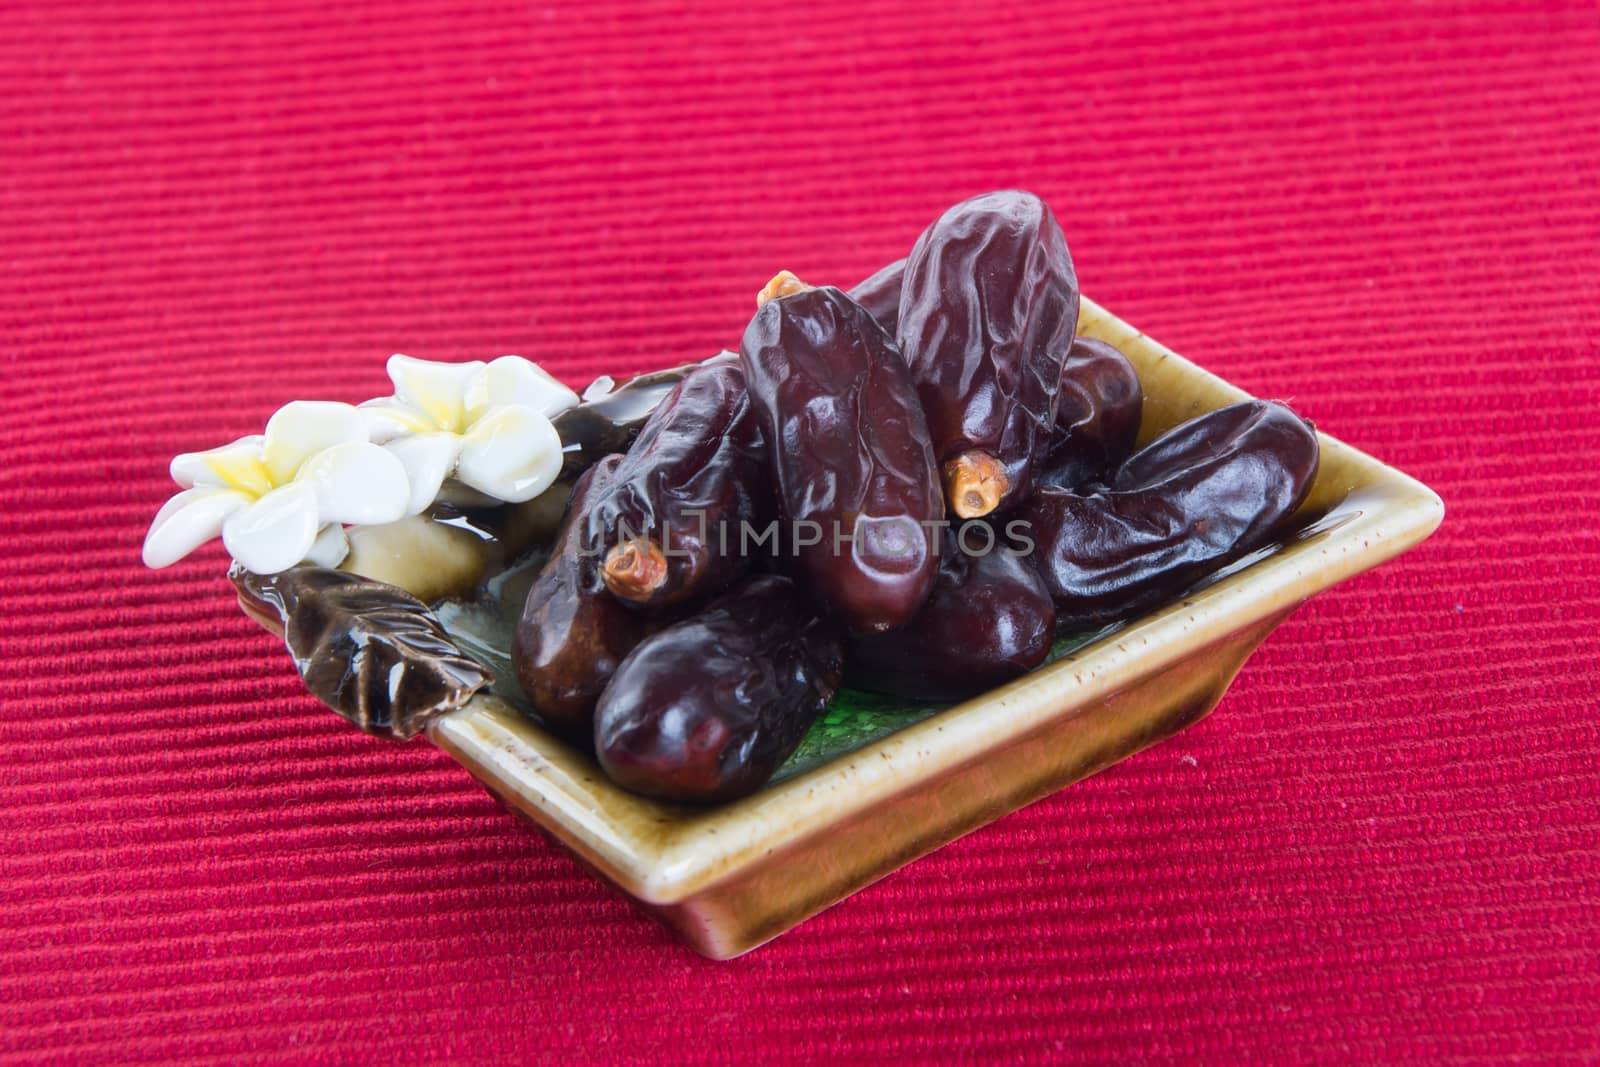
202,452,276,498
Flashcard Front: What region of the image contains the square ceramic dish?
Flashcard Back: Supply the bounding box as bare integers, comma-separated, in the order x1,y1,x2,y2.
416,297,1444,957
280,297,1446,958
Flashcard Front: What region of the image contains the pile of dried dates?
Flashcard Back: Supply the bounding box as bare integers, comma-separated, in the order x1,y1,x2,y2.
513,190,1320,804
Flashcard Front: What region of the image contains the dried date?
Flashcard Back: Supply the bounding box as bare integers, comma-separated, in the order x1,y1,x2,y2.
740,284,943,634
583,363,768,608
847,257,906,335
593,575,844,803
552,352,737,479
1039,337,1143,490
1024,400,1319,631
511,456,647,738
846,529,1055,701
897,190,1080,518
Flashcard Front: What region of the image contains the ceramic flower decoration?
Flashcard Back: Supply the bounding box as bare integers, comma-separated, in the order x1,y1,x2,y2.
143,401,410,574
143,355,577,576
361,354,579,513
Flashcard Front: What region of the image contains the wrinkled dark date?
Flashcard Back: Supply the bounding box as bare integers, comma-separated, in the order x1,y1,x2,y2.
594,575,844,803
1039,337,1144,491
1025,401,1320,631
512,456,647,738
897,190,1080,518
740,285,943,634
847,257,905,335
582,363,768,609
552,352,738,478
846,530,1056,702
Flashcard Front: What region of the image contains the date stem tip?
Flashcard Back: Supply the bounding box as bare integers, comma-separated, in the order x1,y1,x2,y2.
756,270,813,308
603,538,670,603
943,451,1009,519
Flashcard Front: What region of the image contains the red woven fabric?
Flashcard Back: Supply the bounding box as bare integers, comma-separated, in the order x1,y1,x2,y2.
4,1,1598,1062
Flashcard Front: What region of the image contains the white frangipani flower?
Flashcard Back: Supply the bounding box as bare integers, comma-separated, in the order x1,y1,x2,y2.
143,401,411,574
361,354,578,512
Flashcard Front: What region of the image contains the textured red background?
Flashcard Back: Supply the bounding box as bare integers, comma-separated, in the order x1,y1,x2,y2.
4,1,1599,1062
